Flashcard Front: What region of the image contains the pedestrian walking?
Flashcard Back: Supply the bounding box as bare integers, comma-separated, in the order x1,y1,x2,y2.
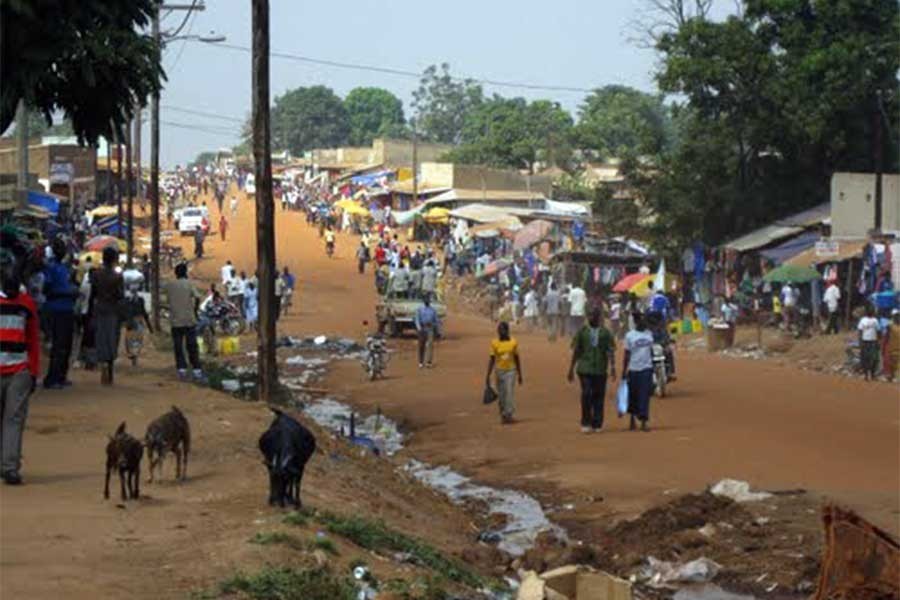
163,263,204,381
42,238,78,389
0,249,40,485
886,309,900,381
543,283,561,341
486,321,523,424
823,281,841,334
624,312,654,431
226,269,243,314
567,284,587,337
356,242,370,274
274,271,285,318
857,305,880,381
194,225,205,259
230,195,238,216
567,307,616,433
219,213,228,242
608,294,622,339
90,246,124,385
421,259,438,300
281,267,295,315
523,287,540,330
414,297,440,368
75,265,96,369
244,281,259,331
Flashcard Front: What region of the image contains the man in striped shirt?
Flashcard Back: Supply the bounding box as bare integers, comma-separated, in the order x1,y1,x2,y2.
0,249,40,485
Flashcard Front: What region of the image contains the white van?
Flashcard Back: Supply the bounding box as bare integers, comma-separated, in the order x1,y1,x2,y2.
177,206,210,235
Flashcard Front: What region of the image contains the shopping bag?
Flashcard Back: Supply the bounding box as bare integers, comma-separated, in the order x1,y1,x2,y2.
616,379,629,417
482,384,498,405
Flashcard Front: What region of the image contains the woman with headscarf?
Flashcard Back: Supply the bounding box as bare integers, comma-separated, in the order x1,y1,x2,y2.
90,246,124,385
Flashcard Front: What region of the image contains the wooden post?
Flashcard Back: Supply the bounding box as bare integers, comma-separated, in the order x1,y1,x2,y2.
150,4,161,331
125,119,134,266
116,139,123,237
252,0,278,402
844,260,854,328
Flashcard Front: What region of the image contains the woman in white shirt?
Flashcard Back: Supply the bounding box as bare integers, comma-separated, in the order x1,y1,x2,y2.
857,305,881,381
624,312,655,431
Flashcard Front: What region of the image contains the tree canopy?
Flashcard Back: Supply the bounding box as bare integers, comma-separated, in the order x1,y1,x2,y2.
272,86,350,155
344,87,406,146
412,64,484,144
627,0,900,250
0,0,164,145
446,96,573,172
576,85,672,159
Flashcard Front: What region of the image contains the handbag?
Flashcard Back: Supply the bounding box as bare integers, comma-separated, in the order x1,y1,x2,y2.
616,379,629,417
482,384,498,405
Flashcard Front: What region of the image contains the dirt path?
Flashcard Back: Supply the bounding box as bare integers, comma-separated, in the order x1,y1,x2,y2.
3,188,898,598
190,190,899,536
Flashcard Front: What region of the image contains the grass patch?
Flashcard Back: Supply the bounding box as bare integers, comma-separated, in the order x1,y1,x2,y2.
248,531,305,551
312,536,339,556
383,576,450,600
313,511,484,589
219,566,357,600
282,510,311,527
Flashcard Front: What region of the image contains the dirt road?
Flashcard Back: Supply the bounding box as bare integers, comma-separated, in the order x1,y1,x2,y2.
193,191,898,536
2,189,897,598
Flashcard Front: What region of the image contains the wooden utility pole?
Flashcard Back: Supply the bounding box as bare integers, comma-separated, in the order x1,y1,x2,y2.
134,104,143,212
106,140,113,205
873,93,884,232
411,118,418,206
116,138,124,235
126,119,134,265
15,100,28,193
252,0,277,402
150,4,162,331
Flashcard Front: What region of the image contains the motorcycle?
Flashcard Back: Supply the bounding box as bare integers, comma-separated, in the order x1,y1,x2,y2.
196,299,246,353
652,343,668,398
361,333,389,380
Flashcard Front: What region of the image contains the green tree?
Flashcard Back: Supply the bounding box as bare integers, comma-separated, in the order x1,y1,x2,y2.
632,0,899,247
575,85,671,159
1,1,164,145
272,86,350,155
446,96,573,172
190,151,218,168
412,63,483,144
344,87,406,146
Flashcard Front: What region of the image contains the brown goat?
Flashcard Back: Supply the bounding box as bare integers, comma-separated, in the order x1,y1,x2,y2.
104,422,143,501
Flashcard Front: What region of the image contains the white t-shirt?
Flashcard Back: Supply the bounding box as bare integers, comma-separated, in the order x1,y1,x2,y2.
823,285,841,313
781,284,796,307
609,302,621,321
568,287,587,317
625,329,654,371
221,264,234,285
857,316,879,342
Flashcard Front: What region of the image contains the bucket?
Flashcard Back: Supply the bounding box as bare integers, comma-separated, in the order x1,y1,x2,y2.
691,318,703,333
668,322,680,337
218,336,240,356
681,318,693,334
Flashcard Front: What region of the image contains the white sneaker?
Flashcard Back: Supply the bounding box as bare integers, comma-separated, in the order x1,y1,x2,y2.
580,426,591,434
418,363,424,369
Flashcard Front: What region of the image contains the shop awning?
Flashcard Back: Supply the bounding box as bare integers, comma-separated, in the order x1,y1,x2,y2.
759,231,820,264
26,190,61,216
723,224,804,252
785,239,867,267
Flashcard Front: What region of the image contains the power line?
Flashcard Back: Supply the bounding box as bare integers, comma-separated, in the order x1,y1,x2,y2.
161,120,240,137
214,43,595,94
163,105,245,123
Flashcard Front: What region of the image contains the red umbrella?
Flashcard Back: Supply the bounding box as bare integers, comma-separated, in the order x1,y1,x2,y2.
612,272,650,293
84,235,121,252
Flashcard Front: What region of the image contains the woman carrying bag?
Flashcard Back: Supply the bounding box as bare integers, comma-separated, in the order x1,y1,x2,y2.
623,312,654,431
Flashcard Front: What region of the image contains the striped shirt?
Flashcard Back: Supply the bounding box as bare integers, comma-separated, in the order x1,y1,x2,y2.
0,291,40,376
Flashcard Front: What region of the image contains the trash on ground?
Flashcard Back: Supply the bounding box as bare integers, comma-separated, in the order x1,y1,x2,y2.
517,565,633,600
710,479,773,503
672,584,757,599
638,556,721,587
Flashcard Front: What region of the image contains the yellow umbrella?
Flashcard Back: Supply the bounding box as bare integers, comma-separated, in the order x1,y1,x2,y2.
334,198,356,210
629,273,680,298
424,207,450,224
88,205,119,218
343,203,370,216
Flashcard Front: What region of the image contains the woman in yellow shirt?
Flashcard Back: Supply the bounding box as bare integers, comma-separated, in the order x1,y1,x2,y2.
486,322,524,424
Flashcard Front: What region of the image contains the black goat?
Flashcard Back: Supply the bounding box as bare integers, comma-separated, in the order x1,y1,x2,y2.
258,408,316,507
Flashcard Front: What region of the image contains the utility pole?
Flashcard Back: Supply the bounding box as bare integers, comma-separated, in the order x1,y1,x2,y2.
873,91,884,232
134,104,143,210
15,100,28,194
126,119,134,265
150,4,162,331
252,0,277,402
411,118,418,206
106,139,113,205
116,137,124,235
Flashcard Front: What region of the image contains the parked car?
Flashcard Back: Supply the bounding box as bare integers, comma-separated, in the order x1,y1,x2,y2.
177,206,209,235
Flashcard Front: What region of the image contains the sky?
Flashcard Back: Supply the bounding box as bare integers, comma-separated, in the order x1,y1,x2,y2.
153,0,667,168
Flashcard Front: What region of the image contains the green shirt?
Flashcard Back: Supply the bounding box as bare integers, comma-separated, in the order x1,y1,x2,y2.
572,325,615,376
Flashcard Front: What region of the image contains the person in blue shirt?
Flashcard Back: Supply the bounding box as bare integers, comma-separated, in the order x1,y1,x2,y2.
42,238,78,389
414,297,441,368
647,281,671,323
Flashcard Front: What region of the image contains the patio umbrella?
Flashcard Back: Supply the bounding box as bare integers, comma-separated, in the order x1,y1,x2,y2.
84,235,124,252
423,207,450,224
762,263,821,283
612,272,649,293
612,272,679,297
513,219,553,251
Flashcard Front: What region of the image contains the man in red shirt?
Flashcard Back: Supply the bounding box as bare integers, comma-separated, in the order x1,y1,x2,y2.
219,213,228,242
0,248,40,485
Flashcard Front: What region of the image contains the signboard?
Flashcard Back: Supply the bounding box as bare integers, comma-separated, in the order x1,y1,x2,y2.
49,162,74,184
815,240,839,257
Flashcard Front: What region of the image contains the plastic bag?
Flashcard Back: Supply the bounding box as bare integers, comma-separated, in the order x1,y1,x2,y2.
616,379,629,416
482,384,498,404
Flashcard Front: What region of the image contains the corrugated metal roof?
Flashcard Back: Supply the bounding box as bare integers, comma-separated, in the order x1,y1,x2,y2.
448,203,537,223
785,239,866,267
429,189,546,204
723,224,804,252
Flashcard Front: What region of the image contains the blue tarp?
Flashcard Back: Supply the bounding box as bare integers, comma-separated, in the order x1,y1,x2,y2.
350,170,393,186
759,231,819,265
27,191,60,216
